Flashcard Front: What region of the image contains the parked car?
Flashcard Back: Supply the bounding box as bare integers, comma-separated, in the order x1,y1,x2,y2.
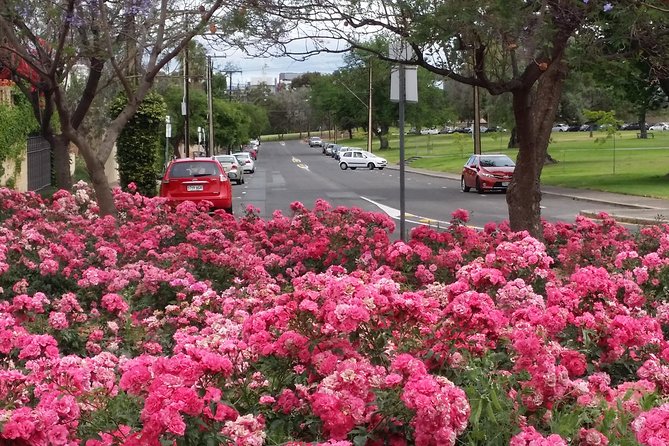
649,122,669,131
567,125,582,132
242,145,258,160
324,143,339,156
339,150,387,170
551,123,569,132
309,136,323,147
580,124,599,132
159,158,233,213
213,154,245,185
232,152,256,173
333,146,349,160
420,127,439,135
461,153,515,194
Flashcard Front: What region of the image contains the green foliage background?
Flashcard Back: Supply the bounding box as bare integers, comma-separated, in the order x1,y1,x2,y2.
0,88,39,187
110,92,167,197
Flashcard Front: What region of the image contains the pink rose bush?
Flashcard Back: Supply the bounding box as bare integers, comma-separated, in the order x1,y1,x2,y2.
2,184,669,444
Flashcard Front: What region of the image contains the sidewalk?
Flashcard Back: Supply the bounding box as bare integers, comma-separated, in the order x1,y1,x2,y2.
388,166,669,225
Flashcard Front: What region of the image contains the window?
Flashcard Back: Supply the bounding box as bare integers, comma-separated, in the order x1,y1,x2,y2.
169,161,218,178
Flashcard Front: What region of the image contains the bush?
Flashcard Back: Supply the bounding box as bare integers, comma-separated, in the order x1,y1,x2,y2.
110,92,166,197
0,186,669,445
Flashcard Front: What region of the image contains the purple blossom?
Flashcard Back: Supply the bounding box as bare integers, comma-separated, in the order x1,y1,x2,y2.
603,2,613,11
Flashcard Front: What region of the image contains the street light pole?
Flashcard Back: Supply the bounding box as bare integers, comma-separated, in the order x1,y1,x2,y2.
367,62,373,153
183,47,190,156
399,63,406,241
206,56,214,156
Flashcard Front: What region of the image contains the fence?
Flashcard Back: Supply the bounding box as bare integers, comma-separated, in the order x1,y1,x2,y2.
27,136,51,191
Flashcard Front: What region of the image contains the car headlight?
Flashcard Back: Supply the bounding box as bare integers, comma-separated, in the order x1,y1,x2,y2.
480,172,496,178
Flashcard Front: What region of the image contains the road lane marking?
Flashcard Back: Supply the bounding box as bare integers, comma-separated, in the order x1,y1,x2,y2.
360,197,483,230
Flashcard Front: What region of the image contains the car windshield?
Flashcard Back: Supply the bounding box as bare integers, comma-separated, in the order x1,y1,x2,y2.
215,156,235,163
169,161,218,178
233,153,250,159
479,156,515,167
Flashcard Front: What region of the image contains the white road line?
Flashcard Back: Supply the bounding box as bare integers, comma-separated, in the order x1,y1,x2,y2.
360,197,483,230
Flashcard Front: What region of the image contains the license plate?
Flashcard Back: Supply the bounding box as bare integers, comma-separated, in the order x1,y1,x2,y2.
187,185,203,191
501,182,509,187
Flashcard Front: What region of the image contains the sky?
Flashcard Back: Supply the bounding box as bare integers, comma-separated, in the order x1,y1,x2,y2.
211,49,347,87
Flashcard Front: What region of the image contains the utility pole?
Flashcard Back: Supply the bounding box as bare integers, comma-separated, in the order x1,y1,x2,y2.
367,61,373,153
183,47,190,156
207,56,214,156
222,69,242,100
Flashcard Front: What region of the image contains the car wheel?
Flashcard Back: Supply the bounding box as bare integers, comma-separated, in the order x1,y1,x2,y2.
225,207,233,214
241,177,245,184
461,176,470,192
351,167,357,170
378,167,384,170
367,162,374,170
251,169,255,173
340,163,348,170
236,179,242,185
476,178,484,194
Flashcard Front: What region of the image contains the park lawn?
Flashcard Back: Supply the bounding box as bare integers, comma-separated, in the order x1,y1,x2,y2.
338,130,669,199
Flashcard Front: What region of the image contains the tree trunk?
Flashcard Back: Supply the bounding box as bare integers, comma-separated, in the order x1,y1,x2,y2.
74,135,117,217
506,60,569,239
638,110,648,139
378,134,389,150
376,125,389,150
507,127,519,148
48,133,72,190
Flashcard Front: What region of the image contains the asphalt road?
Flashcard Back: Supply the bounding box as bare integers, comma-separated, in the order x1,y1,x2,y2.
232,139,630,234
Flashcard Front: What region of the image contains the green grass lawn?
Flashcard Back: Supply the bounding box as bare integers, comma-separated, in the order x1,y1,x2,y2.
336,130,669,199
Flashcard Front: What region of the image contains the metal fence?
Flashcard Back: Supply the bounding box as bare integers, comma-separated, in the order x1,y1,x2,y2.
27,136,51,191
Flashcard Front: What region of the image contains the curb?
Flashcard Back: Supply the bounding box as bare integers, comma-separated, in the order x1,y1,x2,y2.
579,210,669,226
540,191,665,210
388,165,667,210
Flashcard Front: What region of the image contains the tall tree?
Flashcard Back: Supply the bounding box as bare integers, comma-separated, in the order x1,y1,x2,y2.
233,0,663,237
0,0,225,216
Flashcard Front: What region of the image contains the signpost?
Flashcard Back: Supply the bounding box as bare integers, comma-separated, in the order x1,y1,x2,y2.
390,42,418,241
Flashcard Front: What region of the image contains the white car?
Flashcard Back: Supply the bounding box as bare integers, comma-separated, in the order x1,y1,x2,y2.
420,127,439,135
339,150,387,170
214,154,245,184
232,152,255,173
552,123,569,132
649,122,669,131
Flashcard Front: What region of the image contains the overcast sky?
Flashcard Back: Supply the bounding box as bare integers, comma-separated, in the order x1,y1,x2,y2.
211,49,347,86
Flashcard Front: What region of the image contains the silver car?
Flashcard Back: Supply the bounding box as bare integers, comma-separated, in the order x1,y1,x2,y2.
214,154,245,184
339,150,387,170
232,152,256,174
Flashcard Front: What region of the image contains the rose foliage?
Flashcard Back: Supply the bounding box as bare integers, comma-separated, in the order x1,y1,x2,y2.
2,183,669,445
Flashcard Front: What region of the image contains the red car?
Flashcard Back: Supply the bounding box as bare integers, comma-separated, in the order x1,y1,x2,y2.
461,154,515,194
159,158,233,213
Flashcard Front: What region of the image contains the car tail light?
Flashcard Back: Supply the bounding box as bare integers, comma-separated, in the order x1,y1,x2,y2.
219,174,228,182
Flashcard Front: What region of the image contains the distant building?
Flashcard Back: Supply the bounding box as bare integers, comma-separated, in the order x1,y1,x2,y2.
277,72,303,90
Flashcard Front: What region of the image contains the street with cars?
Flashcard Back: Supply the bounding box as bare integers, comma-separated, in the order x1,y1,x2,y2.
226,139,656,235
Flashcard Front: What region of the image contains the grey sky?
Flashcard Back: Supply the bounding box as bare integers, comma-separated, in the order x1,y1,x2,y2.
212,50,346,86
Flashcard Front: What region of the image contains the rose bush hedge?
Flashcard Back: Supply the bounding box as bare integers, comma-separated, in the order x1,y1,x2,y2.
1,182,669,445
